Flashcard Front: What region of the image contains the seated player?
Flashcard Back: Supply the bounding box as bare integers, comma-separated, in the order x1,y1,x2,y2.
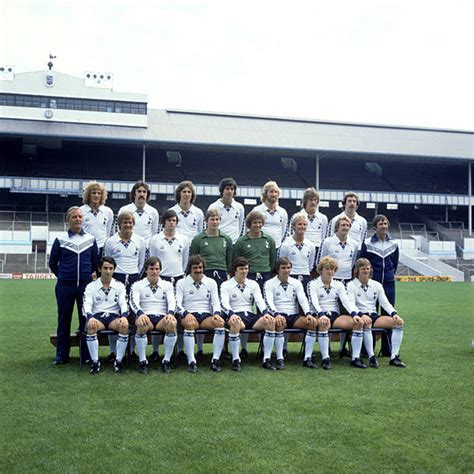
175,256,225,373
263,257,318,370
130,257,178,374
347,258,406,368
83,257,129,374
220,257,273,371
307,256,363,370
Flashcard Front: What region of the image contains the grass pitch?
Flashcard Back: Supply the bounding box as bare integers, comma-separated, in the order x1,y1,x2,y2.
1,281,473,473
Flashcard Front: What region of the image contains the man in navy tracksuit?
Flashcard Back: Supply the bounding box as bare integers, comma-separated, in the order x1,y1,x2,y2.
49,207,99,364
360,214,399,356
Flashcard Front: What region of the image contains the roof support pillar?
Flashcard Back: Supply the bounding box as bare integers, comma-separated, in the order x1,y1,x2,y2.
469,161,472,236
142,144,146,182
315,154,320,190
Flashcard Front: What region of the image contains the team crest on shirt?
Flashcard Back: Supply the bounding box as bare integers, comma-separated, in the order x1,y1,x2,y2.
232,293,237,299
265,242,269,249
247,244,251,248
223,241,227,248
95,295,101,301
276,292,280,296
160,245,165,250
204,242,209,246
189,290,194,295
145,293,151,297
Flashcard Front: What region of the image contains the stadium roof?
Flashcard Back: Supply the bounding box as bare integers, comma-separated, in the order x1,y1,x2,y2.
1,68,473,160
1,108,473,161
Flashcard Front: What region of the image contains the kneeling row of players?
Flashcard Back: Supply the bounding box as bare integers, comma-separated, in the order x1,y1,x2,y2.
84,254,406,375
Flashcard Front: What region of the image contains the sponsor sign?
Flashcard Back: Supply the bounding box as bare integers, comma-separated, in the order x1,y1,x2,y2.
0,273,13,279
396,275,452,282
23,273,57,279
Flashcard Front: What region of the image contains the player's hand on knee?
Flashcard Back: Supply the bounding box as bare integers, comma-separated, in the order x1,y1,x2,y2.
393,314,404,326
87,318,99,332
136,315,149,328
182,314,198,329
307,315,317,330
212,314,225,327
228,315,241,330
361,315,372,327
318,316,330,330
275,315,286,331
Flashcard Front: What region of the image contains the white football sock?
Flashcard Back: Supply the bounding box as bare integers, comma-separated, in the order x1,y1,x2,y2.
318,331,329,360
229,333,241,362
116,334,129,362
135,333,148,363
163,332,177,362
274,331,284,360
363,329,374,358
304,330,317,361
391,326,404,359
263,331,275,361
212,328,225,361
351,331,363,360
183,330,196,364
86,335,99,363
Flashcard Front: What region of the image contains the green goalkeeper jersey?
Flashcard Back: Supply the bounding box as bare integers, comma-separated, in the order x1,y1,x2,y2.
233,232,276,273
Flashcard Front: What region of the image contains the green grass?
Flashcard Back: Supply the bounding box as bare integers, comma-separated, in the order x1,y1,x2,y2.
1,281,473,473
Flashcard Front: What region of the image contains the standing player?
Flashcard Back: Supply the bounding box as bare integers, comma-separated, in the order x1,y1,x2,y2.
169,180,204,241
103,211,147,292
279,213,316,289
190,208,233,287
263,257,318,369
83,257,129,374
289,187,327,258
360,214,399,308
130,257,178,374
49,207,99,365
118,181,159,245
307,256,362,370
347,258,406,367
220,257,272,371
149,210,190,285
319,216,359,285
328,192,367,250
233,211,276,291
360,214,399,356
252,181,288,249
208,177,245,244
175,256,224,373
80,180,113,257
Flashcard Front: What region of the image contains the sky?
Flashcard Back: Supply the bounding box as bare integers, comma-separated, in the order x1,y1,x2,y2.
1,0,473,131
